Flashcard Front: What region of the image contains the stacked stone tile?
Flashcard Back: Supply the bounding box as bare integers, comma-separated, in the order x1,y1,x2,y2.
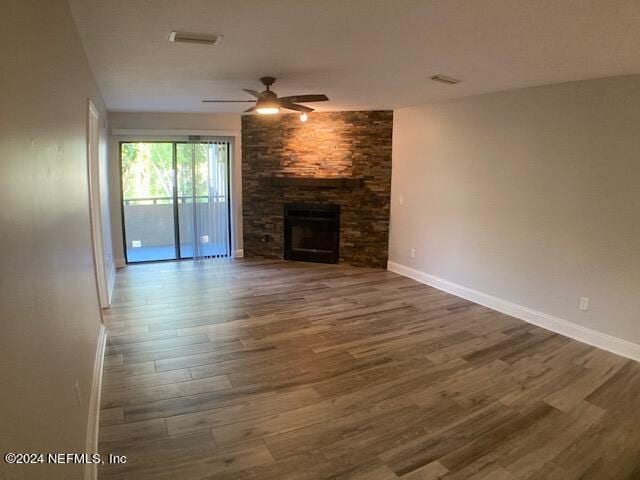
241,111,393,268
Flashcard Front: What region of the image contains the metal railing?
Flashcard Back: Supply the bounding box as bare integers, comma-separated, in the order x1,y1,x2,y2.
123,195,227,206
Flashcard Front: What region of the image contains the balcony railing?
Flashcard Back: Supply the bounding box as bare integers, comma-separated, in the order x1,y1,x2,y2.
123,195,227,205
123,196,229,256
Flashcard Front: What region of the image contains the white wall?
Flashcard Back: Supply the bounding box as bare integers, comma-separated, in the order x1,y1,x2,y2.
390,75,640,350
0,1,108,478
107,112,242,266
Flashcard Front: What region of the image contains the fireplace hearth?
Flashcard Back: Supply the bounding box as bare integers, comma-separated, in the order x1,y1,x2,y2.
283,203,340,264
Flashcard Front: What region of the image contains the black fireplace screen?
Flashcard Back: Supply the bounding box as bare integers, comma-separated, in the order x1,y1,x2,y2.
284,203,340,263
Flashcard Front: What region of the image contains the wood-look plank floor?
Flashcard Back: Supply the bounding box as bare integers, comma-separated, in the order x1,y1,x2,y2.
98,259,640,480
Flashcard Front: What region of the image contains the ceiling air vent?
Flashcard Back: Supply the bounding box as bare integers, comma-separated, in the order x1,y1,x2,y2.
169,31,222,46
430,74,461,85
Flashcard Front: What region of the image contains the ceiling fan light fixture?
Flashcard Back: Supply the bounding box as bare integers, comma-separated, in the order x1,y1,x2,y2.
202,77,329,114
256,106,280,115
255,94,280,114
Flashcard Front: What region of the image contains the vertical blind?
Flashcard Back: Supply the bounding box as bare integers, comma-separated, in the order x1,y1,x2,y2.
180,140,231,260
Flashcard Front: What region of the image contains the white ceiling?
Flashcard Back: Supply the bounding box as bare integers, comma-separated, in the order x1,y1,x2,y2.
68,0,640,113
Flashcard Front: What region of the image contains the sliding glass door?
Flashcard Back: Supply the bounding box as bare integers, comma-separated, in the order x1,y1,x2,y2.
120,140,231,263
121,142,177,262
176,142,231,259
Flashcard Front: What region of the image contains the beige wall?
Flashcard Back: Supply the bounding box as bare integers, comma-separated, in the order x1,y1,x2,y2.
390,75,640,345
0,1,108,479
107,112,242,265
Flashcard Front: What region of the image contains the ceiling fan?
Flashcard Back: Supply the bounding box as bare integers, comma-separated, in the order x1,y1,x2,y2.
202,76,328,119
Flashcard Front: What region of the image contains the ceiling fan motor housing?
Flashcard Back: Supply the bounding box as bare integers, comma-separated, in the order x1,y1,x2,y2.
260,90,277,100
256,90,279,111
260,76,276,89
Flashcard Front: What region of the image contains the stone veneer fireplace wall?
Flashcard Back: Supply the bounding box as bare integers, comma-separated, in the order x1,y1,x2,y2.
241,110,393,268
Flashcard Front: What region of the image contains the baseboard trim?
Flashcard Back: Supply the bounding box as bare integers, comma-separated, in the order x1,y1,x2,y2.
387,261,640,362
85,324,107,480
107,263,116,306
233,249,244,258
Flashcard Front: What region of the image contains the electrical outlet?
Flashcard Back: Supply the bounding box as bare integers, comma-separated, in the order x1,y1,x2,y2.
74,380,83,406
410,248,416,259
579,297,589,311
399,195,404,206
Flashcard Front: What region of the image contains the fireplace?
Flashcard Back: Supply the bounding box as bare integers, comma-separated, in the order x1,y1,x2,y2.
283,203,340,264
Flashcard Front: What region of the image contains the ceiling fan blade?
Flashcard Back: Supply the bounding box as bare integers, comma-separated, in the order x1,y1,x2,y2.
244,106,256,113
277,94,328,103
243,89,263,98
279,101,313,113
202,100,255,103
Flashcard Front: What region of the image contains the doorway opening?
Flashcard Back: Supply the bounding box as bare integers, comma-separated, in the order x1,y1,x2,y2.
120,140,231,263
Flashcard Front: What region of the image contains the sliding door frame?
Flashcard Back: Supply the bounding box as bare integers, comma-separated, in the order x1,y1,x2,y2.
119,139,232,264
226,142,232,256
171,142,181,259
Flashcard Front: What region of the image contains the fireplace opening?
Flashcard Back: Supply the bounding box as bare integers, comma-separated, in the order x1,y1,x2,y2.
284,203,340,264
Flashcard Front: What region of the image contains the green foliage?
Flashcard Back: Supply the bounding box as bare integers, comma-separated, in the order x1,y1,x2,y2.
121,142,229,202
121,143,173,200
177,143,209,197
